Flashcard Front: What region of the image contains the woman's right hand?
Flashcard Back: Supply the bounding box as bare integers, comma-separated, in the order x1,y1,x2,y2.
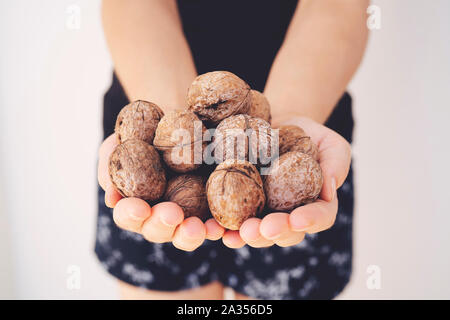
97,134,226,251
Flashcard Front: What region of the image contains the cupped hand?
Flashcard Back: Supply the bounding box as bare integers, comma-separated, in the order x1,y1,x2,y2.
232,116,352,249
99,115,351,251
98,134,225,251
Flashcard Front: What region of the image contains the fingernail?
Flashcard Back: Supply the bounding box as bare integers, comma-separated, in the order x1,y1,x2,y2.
246,233,261,242
265,233,282,241
104,191,114,208
161,217,178,227
330,178,337,201
291,216,313,232
182,226,203,240
105,184,118,208
104,193,111,208
129,209,149,220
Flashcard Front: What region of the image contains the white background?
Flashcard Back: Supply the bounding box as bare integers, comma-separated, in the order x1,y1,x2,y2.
0,0,449,299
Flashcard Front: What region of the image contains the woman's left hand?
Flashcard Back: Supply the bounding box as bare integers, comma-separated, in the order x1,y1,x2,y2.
222,116,352,248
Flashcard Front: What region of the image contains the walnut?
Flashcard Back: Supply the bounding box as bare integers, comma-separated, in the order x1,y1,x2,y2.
264,151,323,211
277,125,319,160
108,139,166,201
187,71,251,125
214,114,273,165
153,110,206,173
115,100,164,144
248,90,271,123
206,160,265,230
164,174,209,220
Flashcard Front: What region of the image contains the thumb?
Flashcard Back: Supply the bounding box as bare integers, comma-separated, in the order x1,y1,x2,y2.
318,134,351,202
98,133,122,207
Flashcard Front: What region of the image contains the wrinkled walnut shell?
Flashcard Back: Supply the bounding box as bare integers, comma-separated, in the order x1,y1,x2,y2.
187,71,251,125
164,174,209,219
115,100,164,144
214,114,273,165
153,110,206,173
248,90,271,123
277,125,319,160
109,139,166,201
206,160,265,230
264,151,323,211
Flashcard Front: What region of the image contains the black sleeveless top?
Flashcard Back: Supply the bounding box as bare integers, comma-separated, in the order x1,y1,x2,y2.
103,0,353,143
177,0,298,91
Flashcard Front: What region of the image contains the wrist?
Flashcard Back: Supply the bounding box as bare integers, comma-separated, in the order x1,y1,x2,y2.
271,111,306,128
264,90,333,125
271,102,332,126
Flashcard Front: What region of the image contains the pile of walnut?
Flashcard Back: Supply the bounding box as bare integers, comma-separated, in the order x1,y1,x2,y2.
109,71,323,231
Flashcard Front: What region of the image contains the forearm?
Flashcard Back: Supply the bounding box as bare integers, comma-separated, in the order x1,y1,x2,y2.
102,0,196,110
265,0,369,125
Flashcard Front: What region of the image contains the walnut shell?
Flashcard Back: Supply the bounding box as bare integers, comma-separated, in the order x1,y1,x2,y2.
248,90,271,123
115,100,164,144
109,139,166,201
164,174,209,219
214,114,273,165
153,110,206,173
278,125,319,160
264,151,323,211
187,71,251,125
206,160,265,230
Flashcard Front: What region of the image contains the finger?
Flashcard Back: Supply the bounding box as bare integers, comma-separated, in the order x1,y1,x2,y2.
259,213,290,240
113,197,152,233
98,134,118,191
98,134,122,207
289,196,338,234
259,214,305,247
222,230,246,249
105,184,122,208
205,218,225,241
239,218,274,248
172,217,206,251
274,231,305,247
141,202,184,243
